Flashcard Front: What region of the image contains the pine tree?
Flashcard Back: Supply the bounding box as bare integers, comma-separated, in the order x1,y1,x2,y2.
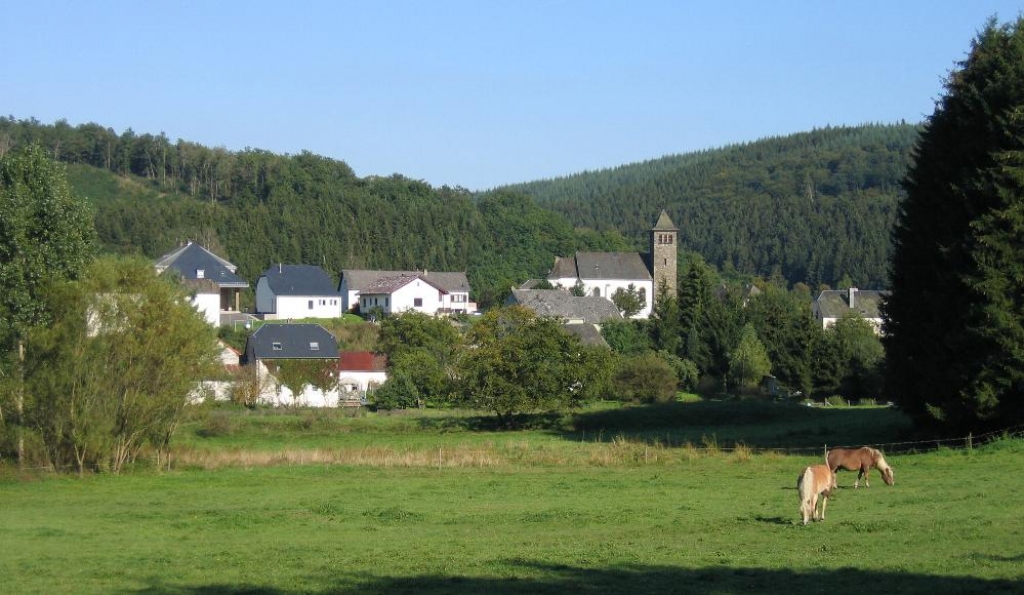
884,17,1024,432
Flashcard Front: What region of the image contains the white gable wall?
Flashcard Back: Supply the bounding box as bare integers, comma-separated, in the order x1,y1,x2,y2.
192,293,221,326
272,295,341,319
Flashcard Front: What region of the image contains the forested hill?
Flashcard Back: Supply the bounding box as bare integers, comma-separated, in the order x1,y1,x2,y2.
498,123,920,288
0,117,917,304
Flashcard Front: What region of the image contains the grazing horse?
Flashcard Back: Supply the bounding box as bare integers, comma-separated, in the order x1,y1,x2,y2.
797,464,837,525
827,447,894,488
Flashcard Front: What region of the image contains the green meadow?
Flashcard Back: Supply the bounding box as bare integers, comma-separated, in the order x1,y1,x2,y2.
2,402,1022,594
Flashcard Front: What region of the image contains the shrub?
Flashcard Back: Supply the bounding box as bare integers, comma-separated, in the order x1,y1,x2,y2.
612,352,678,403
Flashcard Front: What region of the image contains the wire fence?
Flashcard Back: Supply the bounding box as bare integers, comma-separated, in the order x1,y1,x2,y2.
703,423,1024,457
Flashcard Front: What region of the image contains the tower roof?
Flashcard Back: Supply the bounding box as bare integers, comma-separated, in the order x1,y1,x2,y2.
652,210,678,231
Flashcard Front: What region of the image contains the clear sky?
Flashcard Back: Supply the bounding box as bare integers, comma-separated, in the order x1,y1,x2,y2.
3,2,1023,190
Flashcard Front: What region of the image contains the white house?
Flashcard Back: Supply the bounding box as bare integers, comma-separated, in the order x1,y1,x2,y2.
336,351,387,406
242,323,342,407
357,272,471,316
154,241,249,326
812,287,890,334
255,264,341,320
339,270,474,315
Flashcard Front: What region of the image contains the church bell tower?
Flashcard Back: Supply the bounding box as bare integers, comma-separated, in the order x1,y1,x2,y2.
649,210,678,304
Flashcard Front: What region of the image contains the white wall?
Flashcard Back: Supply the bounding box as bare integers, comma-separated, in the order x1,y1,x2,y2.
273,295,341,319
192,293,221,326
556,278,653,319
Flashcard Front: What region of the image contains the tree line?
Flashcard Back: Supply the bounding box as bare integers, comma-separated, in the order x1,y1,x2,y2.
0,117,917,306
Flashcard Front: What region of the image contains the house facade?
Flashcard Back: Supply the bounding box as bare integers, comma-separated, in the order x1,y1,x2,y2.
545,211,678,319
255,264,341,320
336,351,388,406
812,287,890,334
339,270,474,315
242,323,342,407
154,241,249,326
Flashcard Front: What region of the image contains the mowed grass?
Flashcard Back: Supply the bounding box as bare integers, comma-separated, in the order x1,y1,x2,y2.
2,402,1021,594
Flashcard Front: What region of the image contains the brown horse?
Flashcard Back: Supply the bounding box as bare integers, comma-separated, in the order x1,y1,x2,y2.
797,464,837,525
827,447,894,488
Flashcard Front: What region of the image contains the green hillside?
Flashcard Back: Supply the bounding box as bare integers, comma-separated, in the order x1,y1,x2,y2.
2,117,918,299
500,123,920,288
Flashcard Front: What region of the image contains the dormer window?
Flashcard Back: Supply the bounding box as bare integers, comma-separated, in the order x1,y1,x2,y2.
310,342,320,351
272,342,282,351
196,269,205,279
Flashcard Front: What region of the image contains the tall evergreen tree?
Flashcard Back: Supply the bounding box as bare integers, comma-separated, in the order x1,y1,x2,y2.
884,17,1024,432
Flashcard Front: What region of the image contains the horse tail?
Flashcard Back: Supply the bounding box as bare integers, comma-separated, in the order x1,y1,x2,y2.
797,467,814,517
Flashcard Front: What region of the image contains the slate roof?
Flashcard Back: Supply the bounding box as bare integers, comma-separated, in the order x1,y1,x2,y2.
244,323,339,360
340,270,471,293
814,289,889,320
652,210,678,231
154,242,248,288
260,264,338,296
560,323,610,348
506,289,623,323
547,252,652,282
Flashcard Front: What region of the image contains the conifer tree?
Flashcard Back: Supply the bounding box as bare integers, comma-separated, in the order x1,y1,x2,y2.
884,17,1024,432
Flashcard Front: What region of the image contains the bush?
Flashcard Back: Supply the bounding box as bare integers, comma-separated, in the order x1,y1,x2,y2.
825,395,849,407
612,352,678,403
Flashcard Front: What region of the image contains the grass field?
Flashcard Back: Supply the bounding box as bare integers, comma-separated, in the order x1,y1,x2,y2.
2,402,1022,594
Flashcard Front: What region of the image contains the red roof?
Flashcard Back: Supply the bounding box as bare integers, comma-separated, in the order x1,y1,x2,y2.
337,351,387,372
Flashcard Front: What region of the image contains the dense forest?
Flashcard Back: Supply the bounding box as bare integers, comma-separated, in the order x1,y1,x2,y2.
501,123,920,288
0,117,918,304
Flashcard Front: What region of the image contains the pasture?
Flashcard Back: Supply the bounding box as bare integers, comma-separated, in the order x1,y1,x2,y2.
2,402,1022,594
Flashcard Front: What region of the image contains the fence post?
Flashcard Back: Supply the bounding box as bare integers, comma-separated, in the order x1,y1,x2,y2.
966,432,973,452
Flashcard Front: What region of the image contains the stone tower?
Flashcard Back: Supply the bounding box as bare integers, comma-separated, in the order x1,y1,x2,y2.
649,210,678,304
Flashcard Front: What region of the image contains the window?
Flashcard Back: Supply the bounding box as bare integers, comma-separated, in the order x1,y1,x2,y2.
414,298,423,307
309,342,320,351
308,300,314,309
272,342,282,351
385,297,389,307
196,269,205,279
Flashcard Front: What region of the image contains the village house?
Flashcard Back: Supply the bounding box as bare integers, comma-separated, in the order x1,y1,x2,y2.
340,270,474,316
154,241,249,326
242,323,341,407
255,264,341,320
336,351,388,406
812,287,890,334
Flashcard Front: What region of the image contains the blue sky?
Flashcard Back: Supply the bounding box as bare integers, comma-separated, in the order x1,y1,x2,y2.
3,2,1023,190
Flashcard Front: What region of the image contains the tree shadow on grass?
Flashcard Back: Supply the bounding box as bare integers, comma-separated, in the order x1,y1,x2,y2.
134,560,1021,595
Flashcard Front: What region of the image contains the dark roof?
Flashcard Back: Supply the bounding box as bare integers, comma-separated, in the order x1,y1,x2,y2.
814,288,889,320
154,242,248,288
245,323,338,360
259,264,337,296
340,270,470,293
575,252,652,281
506,289,623,323
652,210,678,231
560,323,610,348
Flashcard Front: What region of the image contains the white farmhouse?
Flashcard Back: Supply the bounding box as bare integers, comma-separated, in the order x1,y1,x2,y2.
255,264,341,320
342,270,474,316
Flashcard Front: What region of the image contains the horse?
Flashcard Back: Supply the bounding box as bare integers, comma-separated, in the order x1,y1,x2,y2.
797,464,837,525
826,446,894,488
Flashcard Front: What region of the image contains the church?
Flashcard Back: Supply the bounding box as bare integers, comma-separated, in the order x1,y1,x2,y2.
545,211,678,319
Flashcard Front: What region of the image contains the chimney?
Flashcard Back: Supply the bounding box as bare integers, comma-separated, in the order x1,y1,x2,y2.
849,287,858,309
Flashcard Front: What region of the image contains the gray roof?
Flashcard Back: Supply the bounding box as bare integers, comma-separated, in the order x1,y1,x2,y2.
154,242,248,288
340,270,470,293
548,252,652,282
260,264,337,296
244,323,339,360
652,210,678,231
814,289,889,320
506,289,623,323
560,323,610,348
